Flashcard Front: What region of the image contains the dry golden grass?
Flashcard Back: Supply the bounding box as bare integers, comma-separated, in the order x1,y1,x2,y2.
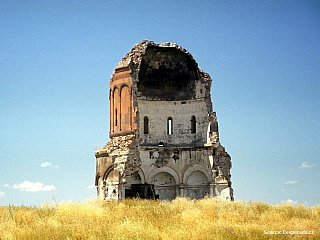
0,198,319,239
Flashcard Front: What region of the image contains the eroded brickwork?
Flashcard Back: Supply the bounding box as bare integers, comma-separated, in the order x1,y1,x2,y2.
95,40,233,201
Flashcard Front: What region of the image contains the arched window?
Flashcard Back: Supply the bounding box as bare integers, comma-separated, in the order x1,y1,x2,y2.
191,116,196,133
144,116,149,134
167,117,173,135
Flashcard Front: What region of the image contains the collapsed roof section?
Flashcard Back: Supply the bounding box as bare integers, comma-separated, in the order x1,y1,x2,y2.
114,40,212,101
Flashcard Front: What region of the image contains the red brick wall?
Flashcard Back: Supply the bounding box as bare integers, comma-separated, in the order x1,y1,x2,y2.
110,67,136,135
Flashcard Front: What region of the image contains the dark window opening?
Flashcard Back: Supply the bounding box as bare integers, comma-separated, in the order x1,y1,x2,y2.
144,116,149,134
115,109,118,126
191,116,196,133
167,117,173,135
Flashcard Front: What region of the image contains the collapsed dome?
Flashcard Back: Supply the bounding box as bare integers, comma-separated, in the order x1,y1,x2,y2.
138,45,200,101
115,40,211,101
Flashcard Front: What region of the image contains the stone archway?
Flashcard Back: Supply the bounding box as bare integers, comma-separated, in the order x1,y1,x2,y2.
103,168,120,200
123,171,143,198
183,164,212,184
152,172,176,201
186,170,209,199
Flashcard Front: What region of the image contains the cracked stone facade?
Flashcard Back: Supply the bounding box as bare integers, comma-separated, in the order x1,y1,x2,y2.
95,40,233,201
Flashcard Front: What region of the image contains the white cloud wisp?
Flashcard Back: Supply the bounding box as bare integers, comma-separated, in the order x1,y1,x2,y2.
40,162,52,167
299,162,315,169
283,181,298,184
281,199,298,205
87,184,95,189
13,181,55,192
40,162,59,169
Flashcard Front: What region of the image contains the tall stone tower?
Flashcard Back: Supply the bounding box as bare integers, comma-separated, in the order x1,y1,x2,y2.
95,40,233,201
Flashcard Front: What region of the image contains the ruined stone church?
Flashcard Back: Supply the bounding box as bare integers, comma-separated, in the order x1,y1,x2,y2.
95,40,233,201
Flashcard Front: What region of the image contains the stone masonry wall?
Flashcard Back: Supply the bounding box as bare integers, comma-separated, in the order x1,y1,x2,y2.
95,40,233,201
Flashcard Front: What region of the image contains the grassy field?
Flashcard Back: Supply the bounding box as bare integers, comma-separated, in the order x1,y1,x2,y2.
0,198,319,240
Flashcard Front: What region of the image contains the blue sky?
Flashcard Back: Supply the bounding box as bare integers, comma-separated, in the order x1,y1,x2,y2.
1,1,319,206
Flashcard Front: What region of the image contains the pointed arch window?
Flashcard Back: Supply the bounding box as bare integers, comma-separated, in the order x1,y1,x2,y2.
144,116,149,134
167,117,173,135
191,116,196,133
